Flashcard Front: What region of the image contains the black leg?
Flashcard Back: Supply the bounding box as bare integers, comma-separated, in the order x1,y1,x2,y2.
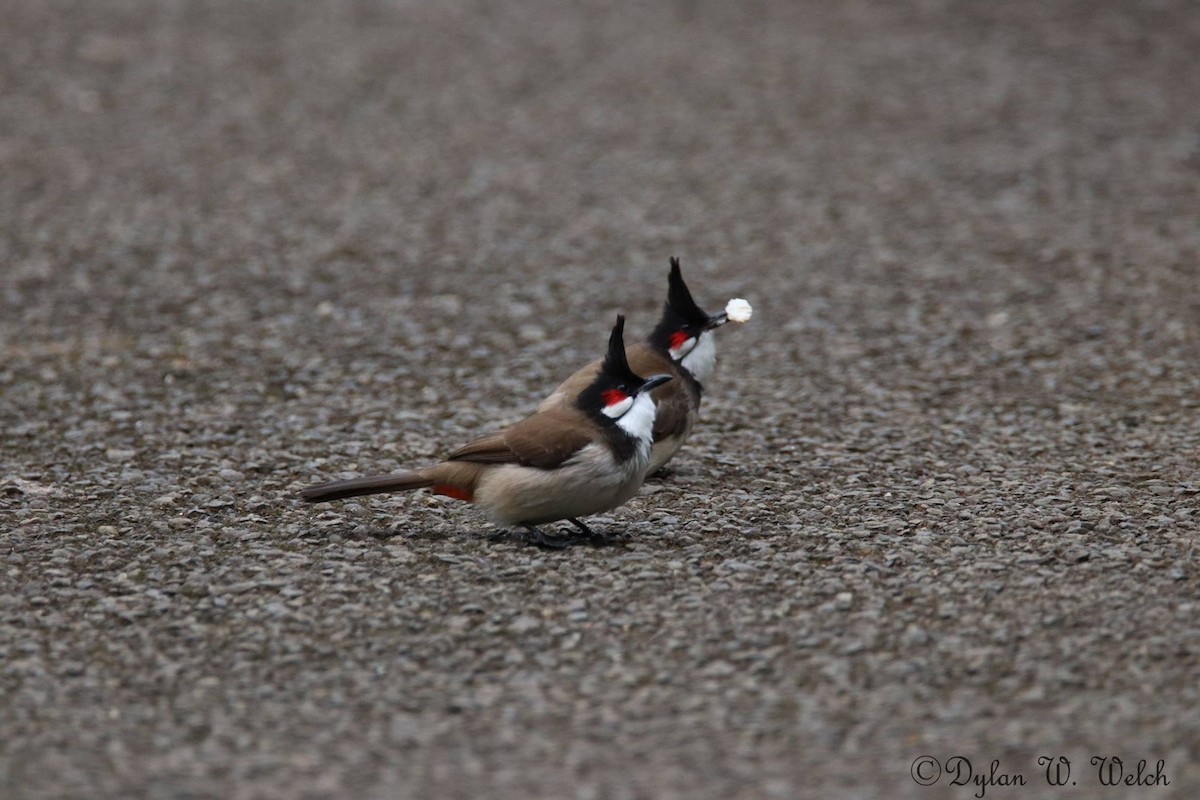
566,518,596,536
522,524,571,550
568,518,611,545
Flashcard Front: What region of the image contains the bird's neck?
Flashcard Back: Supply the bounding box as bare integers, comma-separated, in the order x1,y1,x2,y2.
680,334,716,383
615,392,657,446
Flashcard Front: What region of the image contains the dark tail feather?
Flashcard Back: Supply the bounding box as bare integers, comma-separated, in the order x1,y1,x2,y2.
299,472,433,503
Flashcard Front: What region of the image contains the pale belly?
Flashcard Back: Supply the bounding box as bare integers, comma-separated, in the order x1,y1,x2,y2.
473,444,649,526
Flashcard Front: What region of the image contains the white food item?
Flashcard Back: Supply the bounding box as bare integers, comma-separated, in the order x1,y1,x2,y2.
724,298,753,323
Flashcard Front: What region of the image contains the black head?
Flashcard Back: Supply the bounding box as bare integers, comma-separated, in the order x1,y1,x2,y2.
649,257,728,362
579,315,672,423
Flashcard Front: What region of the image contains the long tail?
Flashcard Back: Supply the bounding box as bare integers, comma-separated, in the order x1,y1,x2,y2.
299,472,433,503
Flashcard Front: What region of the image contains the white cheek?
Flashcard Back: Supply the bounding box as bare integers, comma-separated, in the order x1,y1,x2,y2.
668,337,697,361
601,396,634,419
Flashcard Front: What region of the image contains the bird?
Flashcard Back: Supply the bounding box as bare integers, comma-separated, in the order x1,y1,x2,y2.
538,257,749,475
299,315,672,548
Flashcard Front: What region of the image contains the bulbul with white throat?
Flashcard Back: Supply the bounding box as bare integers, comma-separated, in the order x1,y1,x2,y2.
300,316,672,548
539,257,751,475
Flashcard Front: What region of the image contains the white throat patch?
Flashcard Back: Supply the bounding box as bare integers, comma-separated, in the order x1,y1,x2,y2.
680,333,716,382
615,391,657,444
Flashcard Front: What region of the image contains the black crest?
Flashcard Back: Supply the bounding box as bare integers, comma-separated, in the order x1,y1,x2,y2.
650,257,712,352
665,257,711,327
599,314,641,385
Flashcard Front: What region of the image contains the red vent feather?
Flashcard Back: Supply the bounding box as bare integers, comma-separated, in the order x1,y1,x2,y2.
432,485,473,502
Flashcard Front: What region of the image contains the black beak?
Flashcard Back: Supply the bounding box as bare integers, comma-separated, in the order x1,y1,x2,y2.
639,374,673,394
703,311,729,331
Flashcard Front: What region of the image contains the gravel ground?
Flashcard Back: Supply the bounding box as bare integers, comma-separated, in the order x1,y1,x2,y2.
3,1,1199,797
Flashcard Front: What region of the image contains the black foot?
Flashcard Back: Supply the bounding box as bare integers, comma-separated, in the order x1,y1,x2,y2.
567,517,611,546
522,524,572,550
648,466,675,481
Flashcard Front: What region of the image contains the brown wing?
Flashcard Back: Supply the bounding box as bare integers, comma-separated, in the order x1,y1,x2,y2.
446,408,596,470
648,380,693,442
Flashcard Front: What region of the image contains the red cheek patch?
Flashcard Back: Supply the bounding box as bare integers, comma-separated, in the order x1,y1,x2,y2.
602,389,629,407
669,331,689,350
432,485,473,502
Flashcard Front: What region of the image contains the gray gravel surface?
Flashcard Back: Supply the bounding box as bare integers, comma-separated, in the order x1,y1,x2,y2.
3,1,1199,797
